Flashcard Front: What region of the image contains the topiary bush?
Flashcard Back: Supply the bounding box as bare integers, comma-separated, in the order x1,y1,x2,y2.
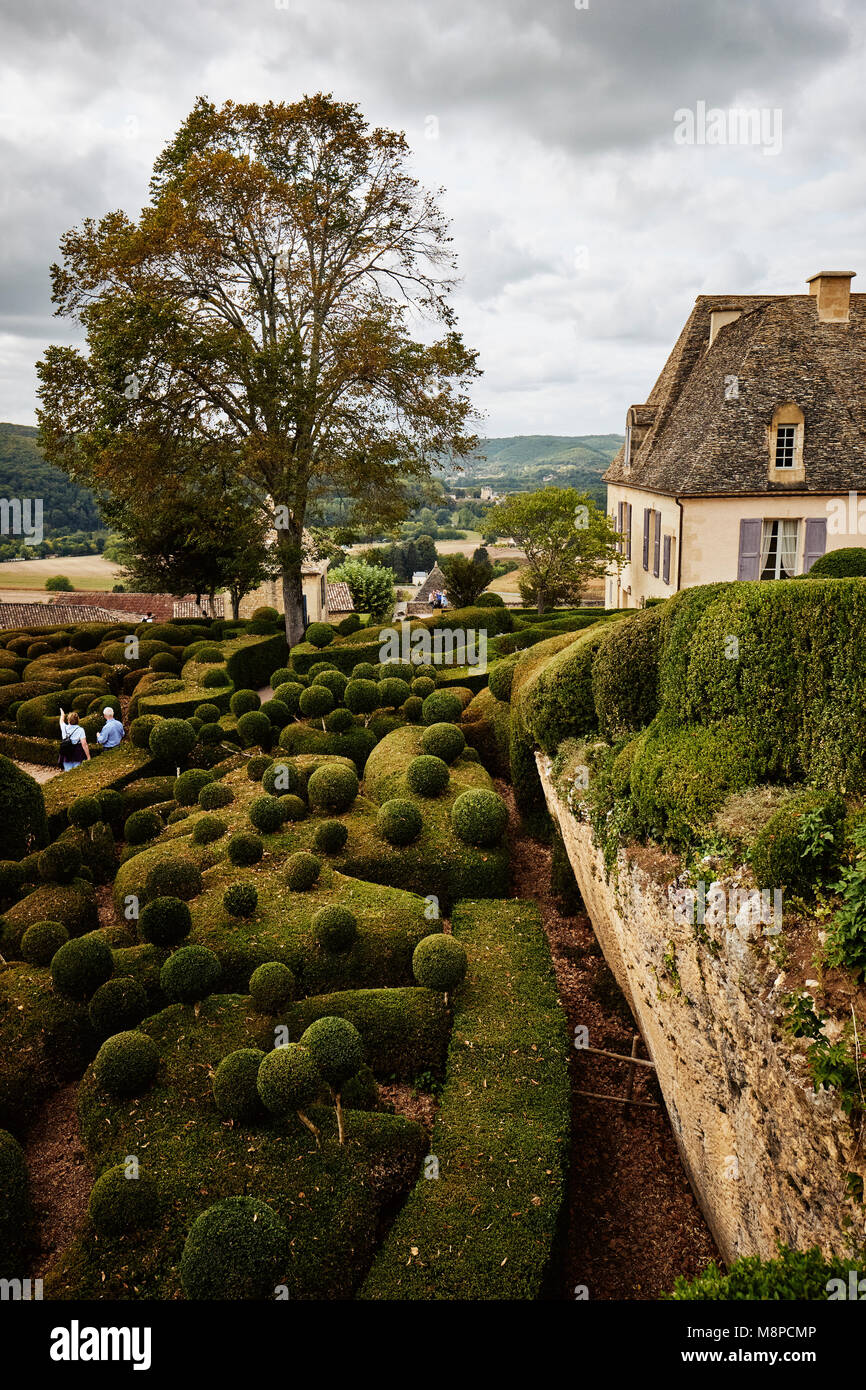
0,859,24,906
174,769,214,806
262,761,299,797
313,905,358,954
93,1030,160,1096
450,788,508,847
279,794,307,822
193,814,228,845
306,763,359,814
223,883,258,918
324,707,354,734
20,919,68,966
159,945,221,1004
144,858,203,902
87,976,149,1036
411,676,436,699
285,851,321,891
180,1197,289,1300
305,622,335,649
377,798,423,846
806,547,866,579
124,808,163,846
37,840,82,884
212,1048,266,1121
88,1163,160,1236
420,721,466,763
230,690,261,718
202,669,230,689
256,1044,322,1136
299,685,334,721
249,961,296,1014
313,820,349,855
228,831,264,867
412,932,468,995
247,754,272,781
51,934,114,999
406,754,450,797
244,797,280,834
344,678,380,720
377,677,411,710
199,781,234,810
130,714,160,749
351,662,378,680
401,696,423,723
237,710,273,750
139,896,192,947
194,702,222,723
149,719,197,763
272,682,303,717
750,790,846,898
421,690,463,726
298,1016,364,1144
68,795,102,830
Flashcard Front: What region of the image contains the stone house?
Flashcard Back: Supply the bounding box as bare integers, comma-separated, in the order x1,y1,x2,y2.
604,271,866,607
231,531,354,624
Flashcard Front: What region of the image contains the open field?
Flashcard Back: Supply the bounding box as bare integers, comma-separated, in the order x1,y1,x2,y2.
0,553,122,591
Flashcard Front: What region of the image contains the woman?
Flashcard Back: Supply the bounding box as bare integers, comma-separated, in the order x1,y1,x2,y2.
58,708,90,772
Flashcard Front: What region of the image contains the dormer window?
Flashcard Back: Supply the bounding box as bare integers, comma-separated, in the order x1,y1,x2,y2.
774,424,796,469
624,424,632,470
768,404,805,482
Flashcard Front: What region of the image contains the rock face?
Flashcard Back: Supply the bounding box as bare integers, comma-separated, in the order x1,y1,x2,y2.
537,754,861,1264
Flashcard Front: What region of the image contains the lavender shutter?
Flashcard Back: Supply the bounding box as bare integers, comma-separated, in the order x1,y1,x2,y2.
737,518,763,580
662,534,672,585
653,511,661,577
803,517,827,573
617,501,624,554
626,503,632,560
642,508,650,570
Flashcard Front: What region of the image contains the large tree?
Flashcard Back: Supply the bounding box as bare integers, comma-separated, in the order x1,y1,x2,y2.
484,488,623,611
36,95,480,643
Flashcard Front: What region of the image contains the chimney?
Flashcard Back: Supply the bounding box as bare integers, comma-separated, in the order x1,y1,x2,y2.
807,270,855,323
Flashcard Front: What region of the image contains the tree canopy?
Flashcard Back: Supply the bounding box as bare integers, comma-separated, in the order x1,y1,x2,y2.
484,487,623,611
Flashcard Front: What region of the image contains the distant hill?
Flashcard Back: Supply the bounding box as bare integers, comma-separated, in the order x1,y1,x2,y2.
0,423,103,534
443,434,623,502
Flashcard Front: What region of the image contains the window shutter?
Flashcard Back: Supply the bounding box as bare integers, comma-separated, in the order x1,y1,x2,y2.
653,511,661,577
737,518,763,580
642,509,650,571
626,503,632,560
803,517,827,573
617,501,624,555
662,534,672,585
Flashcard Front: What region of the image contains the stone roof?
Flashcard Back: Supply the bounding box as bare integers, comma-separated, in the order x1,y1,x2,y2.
48,592,223,621
0,602,118,630
413,564,448,603
326,581,354,614
604,292,866,496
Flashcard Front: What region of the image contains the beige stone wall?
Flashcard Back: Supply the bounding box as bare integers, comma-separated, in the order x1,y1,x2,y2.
538,754,861,1264
605,485,681,607
227,571,328,622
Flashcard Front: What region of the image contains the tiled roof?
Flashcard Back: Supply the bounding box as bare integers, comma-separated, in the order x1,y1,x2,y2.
0,602,117,630
604,293,866,496
48,592,223,620
413,564,448,603
326,581,355,614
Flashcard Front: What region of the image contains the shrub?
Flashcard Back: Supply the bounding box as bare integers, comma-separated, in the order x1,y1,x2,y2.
412,933,468,994
51,934,113,999
420,721,466,763
130,714,160,749
475,591,505,607
37,840,82,884
344,678,379,718
212,1048,266,1121
0,756,47,860
351,662,378,681
298,1016,364,1142
145,858,203,902
750,791,846,897
315,669,349,699
246,754,272,781
313,820,349,854
377,678,410,711
630,715,765,846
668,1244,853,1300
0,859,24,904
150,652,180,674
270,667,293,689
249,962,296,1014
260,699,290,730
306,763,359,814
202,669,230,688
272,682,303,716
279,794,307,822
228,831,264,866
377,799,423,846
20,919,68,965
450,788,508,847
488,656,518,703
139,896,192,947
402,696,423,722
806,547,866,578
421,691,463,725
251,606,280,623
285,851,321,891
96,788,124,827
338,614,361,635
411,676,436,699
230,689,261,718
223,883,258,918
160,945,221,1003
194,703,222,723
199,781,234,810
174,768,214,806
149,719,197,763
307,661,338,680
195,645,225,664
237,710,273,750
88,1164,159,1236
87,977,149,1036
299,685,334,719
313,905,358,953
167,808,190,825
93,1030,159,1095
305,622,335,649
249,796,283,834
124,808,163,845
257,1044,322,1120
180,1197,289,1300
342,1063,379,1111
324,707,354,734
197,721,225,747
68,795,102,830
407,754,450,797
262,761,299,797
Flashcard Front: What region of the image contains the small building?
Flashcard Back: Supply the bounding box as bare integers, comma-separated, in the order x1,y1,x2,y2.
406,562,449,615
232,531,354,625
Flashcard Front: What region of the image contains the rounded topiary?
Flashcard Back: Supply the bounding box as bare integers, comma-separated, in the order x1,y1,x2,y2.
246,754,273,782
338,614,361,635
411,676,436,699
88,1163,159,1236
193,814,228,845
279,794,307,822
167,807,190,825
377,677,411,709
305,622,335,649
269,667,293,689
313,905,357,953
260,699,291,730
228,831,264,866
148,718,197,763
351,662,378,680
199,780,234,810
124,808,163,846
0,858,24,903
68,795,102,830
37,840,82,884
262,761,299,797
806,546,866,578
324,707,354,734
237,710,273,750
344,678,379,717
299,1016,364,1093
299,685,334,720
230,689,261,718
251,605,280,624
96,789,124,827
20,919,68,966
195,645,225,664
223,883,258,918
160,945,221,1004
421,690,463,726
306,763,359,814
93,1030,159,1095
313,820,349,855
139,895,192,947
144,858,203,902
247,796,282,834
257,1044,321,1117
130,714,160,749
249,962,295,1014
314,669,348,699
377,799,423,846
202,669,230,689
197,721,225,747
285,851,321,891
272,683,303,717
412,932,468,995
194,702,222,723
150,652,180,675
88,976,149,1036
402,695,423,723
51,934,113,999
180,1197,289,1300
488,657,517,703
307,661,338,681
212,1048,266,1121
342,1063,379,1111
174,769,214,806
406,754,450,797
450,788,508,847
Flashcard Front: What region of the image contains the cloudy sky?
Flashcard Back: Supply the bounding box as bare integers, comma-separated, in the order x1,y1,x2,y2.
1,0,864,436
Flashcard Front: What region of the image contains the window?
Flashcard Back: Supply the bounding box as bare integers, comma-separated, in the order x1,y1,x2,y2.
760,519,799,580
642,509,651,570
662,534,672,585
774,424,796,469
625,503,632,560
652,511,661,578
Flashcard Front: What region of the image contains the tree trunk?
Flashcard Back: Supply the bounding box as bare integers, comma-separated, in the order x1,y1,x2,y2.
277,533,307,647
334,1091,345,1145
536,590,544,613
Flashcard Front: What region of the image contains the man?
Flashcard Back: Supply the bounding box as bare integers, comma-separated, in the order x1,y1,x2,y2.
97,707,125,749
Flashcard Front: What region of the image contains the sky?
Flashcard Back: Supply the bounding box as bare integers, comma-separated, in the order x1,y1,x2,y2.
1,0,865,437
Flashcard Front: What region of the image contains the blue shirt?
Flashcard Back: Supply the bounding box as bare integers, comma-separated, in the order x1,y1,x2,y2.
97,718,125,748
